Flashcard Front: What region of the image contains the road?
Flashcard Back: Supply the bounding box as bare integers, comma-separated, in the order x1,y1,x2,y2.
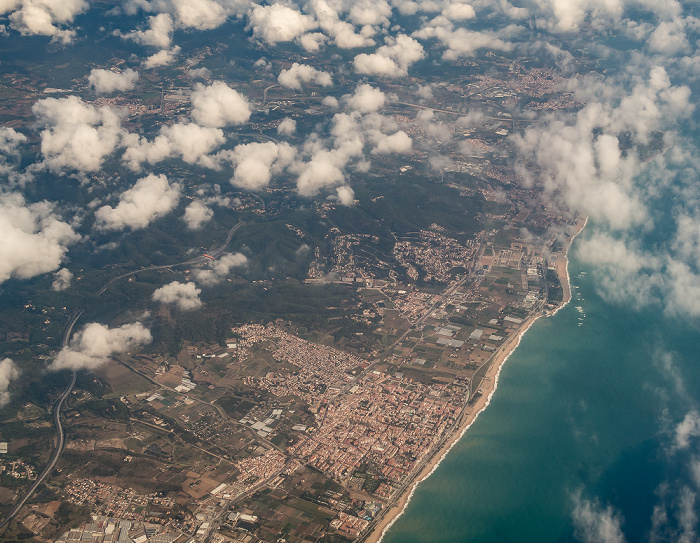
0,310,83,530
1,219,246,529
97,221,246,295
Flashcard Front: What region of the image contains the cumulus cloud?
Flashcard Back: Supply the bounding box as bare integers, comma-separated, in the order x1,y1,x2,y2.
5,0,87,42
218,141,296,190
33,96,126,173
346,84,386,113
0,358,19,407
0,192,79,283
95,174,181,231
0,126,27,177
123,123,224,170
572,493,626,543
49,322,152,371
195,252,248,285
123,13,174,48
278,63,333,90
513,67,692,231
247,3,316,45
307,0,375,48
370,129,412,154
52,267,73,291
88,68,139,94
353,34,425,77
142,46,181,68
152,280,202,310
413,23,516,59
183,200,214,229
277,118,296,136
335,185,355,205
674,412,700,451
190,81,251,127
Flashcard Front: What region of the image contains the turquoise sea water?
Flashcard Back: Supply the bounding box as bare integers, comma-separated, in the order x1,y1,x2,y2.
383,225,700,543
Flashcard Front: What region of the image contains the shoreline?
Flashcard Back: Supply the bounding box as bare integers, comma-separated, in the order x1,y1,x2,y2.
364,216,589,543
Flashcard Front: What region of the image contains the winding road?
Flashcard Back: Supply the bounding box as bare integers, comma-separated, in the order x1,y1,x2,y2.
0,220,246,530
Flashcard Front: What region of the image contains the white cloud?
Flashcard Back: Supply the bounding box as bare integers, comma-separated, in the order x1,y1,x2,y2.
49,322,152,372
277,117,296,136
0,192,79,283
346,84,386,113
88,68,139,94
336,185,355,205
142,45,181,68
0,358,19,407
306,0,375,49
278,63,333,90
52,267,73,291
413,23,516,59
322,96,339,108
190,81,251,127
441,1,475,20
219,141,296,191
370,129,412,154
152,280,202,310
247,3,316,45
5,0,87,41
33,96,126,173
183,200,213,229
195,252,248,285
674,412,700,451
123,13,174,48
95,174,181,231
123,122,225,170
572,493,626,543
353,34,425,77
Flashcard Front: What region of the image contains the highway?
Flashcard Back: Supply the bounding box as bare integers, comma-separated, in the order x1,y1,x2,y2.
0,310,83,530
1,219,247,530
97,221,246,295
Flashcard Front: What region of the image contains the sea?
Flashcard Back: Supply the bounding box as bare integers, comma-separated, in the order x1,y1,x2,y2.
382,224,700,542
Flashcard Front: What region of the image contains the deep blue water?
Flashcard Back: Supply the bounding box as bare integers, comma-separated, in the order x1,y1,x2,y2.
383,225,700,543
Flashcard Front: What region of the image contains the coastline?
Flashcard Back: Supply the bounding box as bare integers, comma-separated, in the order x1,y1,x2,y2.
364,216,589,543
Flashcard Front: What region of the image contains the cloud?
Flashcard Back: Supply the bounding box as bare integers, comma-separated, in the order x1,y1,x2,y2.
335,185,355,205
195,252,248,285
33,96,126,173
346,84,386,113
0,126,27,177
190,81,251,127
152,281,202,310
52,267,73,291
5,0,87,42
142,46,181,68
674,412,700,451
49,322,152,371
348,0,392,27
306,0,375,48
0,192,80,283
219,141,296,191
88,68,139,94
0,358,19,407
123,13,174,48
278,63,333,90
183,200,213,229
370,130,412,154
95,174,181,231
277,117,296,136
572,492,626,543
353,34,425,77
413,23,516,59
247,3,316,45
122,122,224,170
513,68,692,231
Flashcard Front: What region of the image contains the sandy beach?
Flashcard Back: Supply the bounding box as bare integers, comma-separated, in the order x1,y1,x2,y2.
363,216,589,543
